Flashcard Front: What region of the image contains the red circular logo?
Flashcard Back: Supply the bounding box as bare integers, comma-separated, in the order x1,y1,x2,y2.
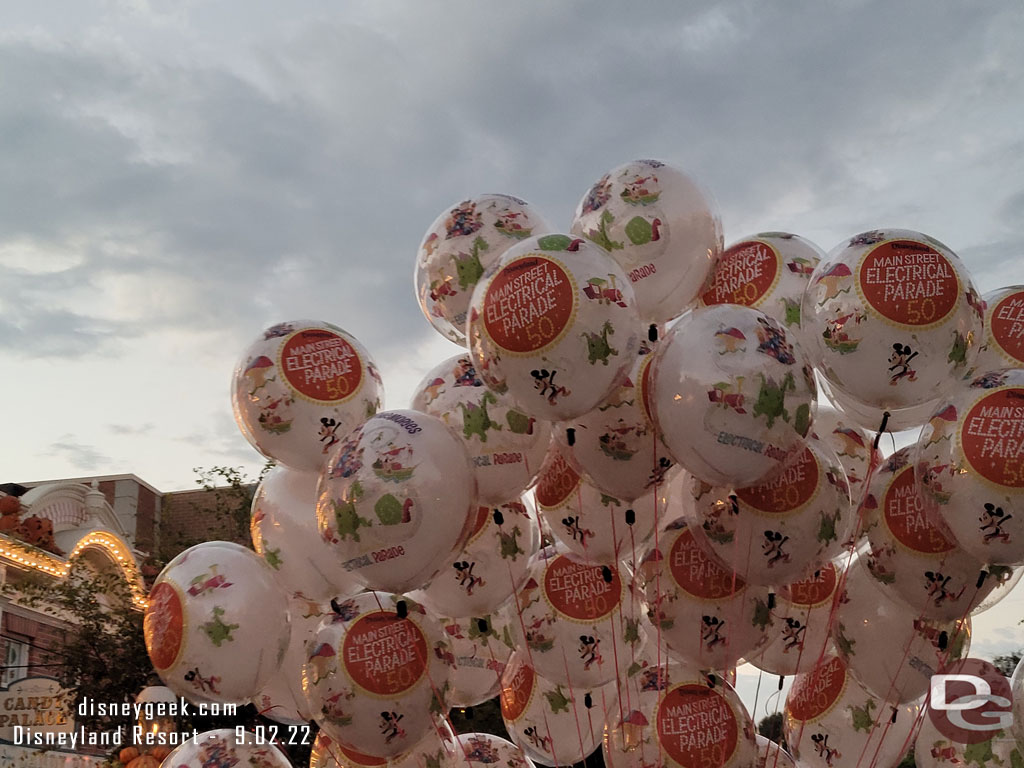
990,290,1024,365
145,582,184,671
669,528,746,599
858,240,959,326
483,256,576,353
543,556,622,621
499,660,535,722
928,658,1014,745
656,684,739,768
882,465,956,553
342,612,428,696
280,328,363,403
778,563,838,607
701,240,780,308
786,655,847,722
960,388,1024,488
535,452,581,509
735,446,819,514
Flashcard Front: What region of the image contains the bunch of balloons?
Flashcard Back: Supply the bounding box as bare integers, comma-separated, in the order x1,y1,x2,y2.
142,158,1024,768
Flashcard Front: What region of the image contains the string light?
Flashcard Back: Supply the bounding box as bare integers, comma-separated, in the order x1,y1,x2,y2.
0,531,148,609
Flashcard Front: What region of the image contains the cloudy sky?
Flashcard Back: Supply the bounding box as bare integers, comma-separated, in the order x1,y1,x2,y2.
2,0,1023,673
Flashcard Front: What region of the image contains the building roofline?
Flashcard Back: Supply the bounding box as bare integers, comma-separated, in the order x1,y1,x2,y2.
17,473,167,497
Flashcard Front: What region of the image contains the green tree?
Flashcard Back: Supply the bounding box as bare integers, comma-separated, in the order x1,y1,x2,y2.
757,711,786,749
993,652,1022,677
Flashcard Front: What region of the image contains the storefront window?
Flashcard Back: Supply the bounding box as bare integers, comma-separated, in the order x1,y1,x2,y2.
1,636,28,688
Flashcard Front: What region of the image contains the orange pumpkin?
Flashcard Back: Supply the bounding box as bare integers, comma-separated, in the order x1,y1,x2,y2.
119,746,140,763
149,745,172,760
127,755,161,768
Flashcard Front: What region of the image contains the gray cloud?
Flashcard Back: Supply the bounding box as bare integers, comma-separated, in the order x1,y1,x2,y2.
47,436,111,472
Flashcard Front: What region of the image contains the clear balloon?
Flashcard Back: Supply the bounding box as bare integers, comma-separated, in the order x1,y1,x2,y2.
466,233,641,421
700,232,824,349
561,340,680,502
163,729,292,767
833,556,970,704
638,518,773,670
451,732,536,768
756,735,799,768
784,654,922,768
440,605,518,708
251,465,362,602
415,194,553,346
232,320,383,472
281,596,332,724
651,305,817,487
500,651,609,766
413,497,540,618
509,546,645,688
748,559,846,677
802,229,984,421
317,410,477,593
916,368,1024,566
311,718,458,768
144,541,289,706
571,159,723,324
412,353,551,504
683,436,853,587
301,593,452,758
535,443,663,563
818,374,937,433
602,659,758,768
809,406,878,509
861,447,1000,620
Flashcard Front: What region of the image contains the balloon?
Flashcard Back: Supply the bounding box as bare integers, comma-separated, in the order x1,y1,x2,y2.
301,592,452,758
317,409,476,593
534,443,664,563
412,353,551,504
415,194,552,346
975,285,1024,374
802,229,984,419
500,651,609,765
509,546,645,688
651,305,817,487
251,665,307,726
700,232,824,348
440,605,518,708
1012,655,1024,748
916,368,1024,566
311,718,458,768
413,497,540,618
748,559,846,676
602,659,758,768
232,320,383,472
784,654,922,768
809,407,878,509
144,541,289,705
638,518,773,670
451,732,536,768
561,340,681,502
571,158,723,324
163,729,291,767
466,233,641,421
833,556,970,704
860,447,1000,620
683,436,854,587
251,465,362,601
756,735,799,768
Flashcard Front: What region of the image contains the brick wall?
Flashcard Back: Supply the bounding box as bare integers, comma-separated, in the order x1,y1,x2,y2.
135,486,157,555
158,485,255,560
2,612,65,677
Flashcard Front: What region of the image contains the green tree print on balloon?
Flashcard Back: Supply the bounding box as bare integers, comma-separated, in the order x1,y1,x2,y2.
544,685,572,714
847,698,876,733
584,210,624,252
963,737,1002,768
201,606,239,647
452,237,488,291
834,622,856,657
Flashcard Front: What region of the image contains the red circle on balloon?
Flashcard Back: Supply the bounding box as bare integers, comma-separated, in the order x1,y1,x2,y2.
959,388,1024,488
735,446,818,514
279,328,363,403
858,240,959,327
342,612,428,696
145,582,184,671
701,240,780,308
656,683,739,768
990,290,1024,364
543,556,621,621
483,256,576,354
669,528,746,599
883,465,956,553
